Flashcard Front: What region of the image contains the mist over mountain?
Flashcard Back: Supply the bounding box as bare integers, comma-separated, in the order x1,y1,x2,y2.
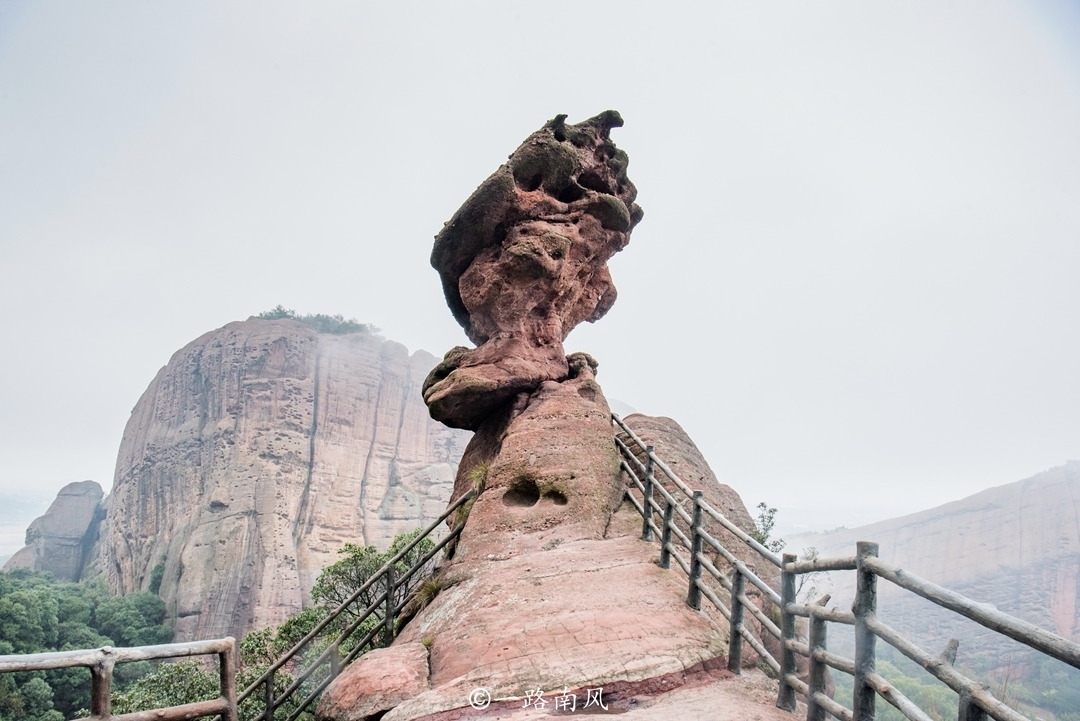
787,461,1080,672
5,317,471,642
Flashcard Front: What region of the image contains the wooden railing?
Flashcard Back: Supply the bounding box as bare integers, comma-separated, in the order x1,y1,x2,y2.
236,488,476,721
614,412,1080,721
5,415,1077,721
0,490,474,721
0,638,238,721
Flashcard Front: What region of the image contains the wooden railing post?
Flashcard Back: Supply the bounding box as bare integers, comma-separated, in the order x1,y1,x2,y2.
777,552,797,712
659,499,675,569
329,642,341,680
727,569,745,674
263,670,275,721
220,640,239,721
853,541,879,721
958,692,988,721
805,611,828,721
686,491,704,610
383,565,396,646
641,446,655,541
89,656,114,719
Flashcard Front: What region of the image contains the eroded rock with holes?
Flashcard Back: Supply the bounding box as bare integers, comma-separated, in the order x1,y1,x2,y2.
316,112,779,721
422,111,643,430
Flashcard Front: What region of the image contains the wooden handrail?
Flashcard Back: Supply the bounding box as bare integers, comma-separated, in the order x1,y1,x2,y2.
613,412,1079,721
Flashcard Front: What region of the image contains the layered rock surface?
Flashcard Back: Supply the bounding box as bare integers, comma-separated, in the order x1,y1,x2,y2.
100,319,470,641
3,480,105,581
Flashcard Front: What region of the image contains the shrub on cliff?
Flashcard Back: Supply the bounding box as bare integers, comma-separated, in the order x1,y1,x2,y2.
252,306,378,336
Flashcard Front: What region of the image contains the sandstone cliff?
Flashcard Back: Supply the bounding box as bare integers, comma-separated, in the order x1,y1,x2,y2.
787,461,1080,657
101,319,470,642
3,480,105,581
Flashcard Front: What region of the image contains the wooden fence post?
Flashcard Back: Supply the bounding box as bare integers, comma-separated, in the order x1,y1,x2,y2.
383,565,396,647
220,639,239,721
958,692,988,721
728,569,745,674
659,499,674,569
686,491,705,610
777,552,797,712
641,446,655,541
263,670,275,721
329,643,341,680
805,611,828,721
89,657,114,720
853,541,879,721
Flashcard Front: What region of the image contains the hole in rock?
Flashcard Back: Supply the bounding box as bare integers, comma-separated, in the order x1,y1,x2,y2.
542,490,568,506
557,183,585,203
577,385,597,402
502,478,541,507
578,169,614,195
523,173,543,192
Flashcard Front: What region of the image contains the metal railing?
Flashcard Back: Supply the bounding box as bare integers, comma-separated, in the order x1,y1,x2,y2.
613,412,1080,721
0,638,238,721
236,488,475,721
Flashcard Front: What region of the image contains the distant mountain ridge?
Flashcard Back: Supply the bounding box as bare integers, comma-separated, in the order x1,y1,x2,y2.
787,461,1080,654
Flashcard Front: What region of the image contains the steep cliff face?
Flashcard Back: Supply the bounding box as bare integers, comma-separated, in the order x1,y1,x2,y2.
101,319,470,642
787,461,1080,652
3,480,105,581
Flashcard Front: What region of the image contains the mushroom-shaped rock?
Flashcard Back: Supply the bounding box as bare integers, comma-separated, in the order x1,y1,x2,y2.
424,111,643,429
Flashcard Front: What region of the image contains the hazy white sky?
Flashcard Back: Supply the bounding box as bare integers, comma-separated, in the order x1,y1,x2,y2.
1,1,1078,546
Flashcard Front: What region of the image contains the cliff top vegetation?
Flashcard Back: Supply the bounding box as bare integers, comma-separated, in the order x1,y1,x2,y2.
251,306,379,336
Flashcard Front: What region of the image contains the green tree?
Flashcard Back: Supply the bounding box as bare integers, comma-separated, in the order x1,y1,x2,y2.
750,502,785,553
252,307,378,336
94,594,172,647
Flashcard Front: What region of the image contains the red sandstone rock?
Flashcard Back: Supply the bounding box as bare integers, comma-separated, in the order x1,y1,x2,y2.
317,642,430,721
423,112,643,430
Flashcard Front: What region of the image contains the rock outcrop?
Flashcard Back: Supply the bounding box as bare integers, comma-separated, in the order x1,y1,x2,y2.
319,112,775,720
100,319,470,641
423,111,643,429
3,480,105,581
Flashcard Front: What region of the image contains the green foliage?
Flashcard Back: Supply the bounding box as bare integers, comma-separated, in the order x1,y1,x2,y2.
148,564,165,596
750,502,785,553
0,570,173,720
253,306,378,336
1023,653,1080,720
108,528,438,721
111,661,219,716
312,529,436,624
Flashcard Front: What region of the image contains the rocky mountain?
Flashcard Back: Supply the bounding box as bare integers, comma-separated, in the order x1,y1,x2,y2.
3,480,105,581
787,461,1080,659
3,318,471,642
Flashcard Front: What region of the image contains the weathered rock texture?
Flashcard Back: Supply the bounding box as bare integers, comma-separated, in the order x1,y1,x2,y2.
423,111,643,429
100,319,470,641
618,414,783,670
321,383,749,720
787,460,1080,660
318,643,431,721
318,111,778,720
3,480,105,581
